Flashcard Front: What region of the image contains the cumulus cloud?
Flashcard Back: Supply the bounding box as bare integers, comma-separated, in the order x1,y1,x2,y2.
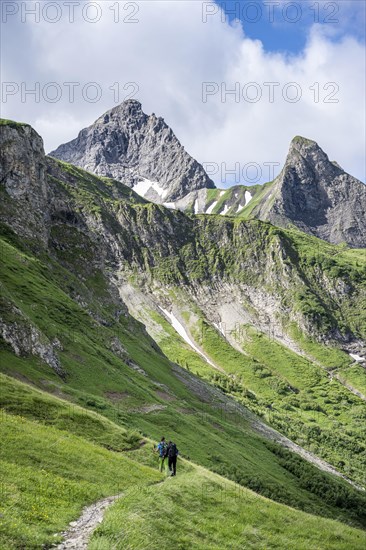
1,0,365,185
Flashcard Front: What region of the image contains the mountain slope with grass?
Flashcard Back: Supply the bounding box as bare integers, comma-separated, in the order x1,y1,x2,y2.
1,118,366,548
0,375,162,549
1,375,365,550
2,232,365,527
90,462,366,550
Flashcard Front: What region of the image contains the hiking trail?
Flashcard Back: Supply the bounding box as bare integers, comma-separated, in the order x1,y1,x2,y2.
55,494,121,549
55,478,168,548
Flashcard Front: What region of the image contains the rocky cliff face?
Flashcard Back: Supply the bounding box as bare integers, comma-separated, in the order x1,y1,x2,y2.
0,121,49,244
50,100,215,202
251,137,366,248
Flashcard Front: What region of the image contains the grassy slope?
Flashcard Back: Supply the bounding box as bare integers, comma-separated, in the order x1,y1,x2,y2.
238,180,276,219
202,185,264,217
283,229,366,335
1,145,366,545
336,365,366,396
48,157,147,208
0,373,141,451
150,303,366,486
0,396,162,548
1,235,366,531
90,464,366,550
1,375,365,550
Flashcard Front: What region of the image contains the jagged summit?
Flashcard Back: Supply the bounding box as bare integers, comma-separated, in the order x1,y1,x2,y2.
13,105,366,248
250,136,366,247
97,99,146,124
291,135,318,147
286,136,342,180
289,136,325,163
50,100,215,202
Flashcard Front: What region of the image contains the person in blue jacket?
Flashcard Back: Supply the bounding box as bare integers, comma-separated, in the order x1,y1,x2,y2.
156,436,168,473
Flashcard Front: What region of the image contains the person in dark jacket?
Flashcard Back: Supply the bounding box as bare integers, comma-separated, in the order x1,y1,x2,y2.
166,441,179,476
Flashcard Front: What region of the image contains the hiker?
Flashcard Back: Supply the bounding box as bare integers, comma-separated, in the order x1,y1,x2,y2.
167,440,179,476
156,437,168,473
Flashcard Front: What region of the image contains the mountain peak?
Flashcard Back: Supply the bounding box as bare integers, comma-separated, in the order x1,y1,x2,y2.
114,99,143,114
288,136,329,163
285,136,339,181
96,100,145,126
252,136,366,247
291,135,317,147
50,103,215,202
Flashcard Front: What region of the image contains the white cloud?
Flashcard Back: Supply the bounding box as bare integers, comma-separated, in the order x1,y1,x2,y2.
1,0,365,184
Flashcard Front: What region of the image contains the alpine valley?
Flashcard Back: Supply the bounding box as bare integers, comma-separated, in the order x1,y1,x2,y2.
1,101,366,550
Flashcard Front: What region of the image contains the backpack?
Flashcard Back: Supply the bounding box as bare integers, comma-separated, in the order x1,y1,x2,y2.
168,443,178,458
157,442,167,458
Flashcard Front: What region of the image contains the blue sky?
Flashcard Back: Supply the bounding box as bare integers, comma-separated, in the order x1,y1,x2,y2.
216,0,366,53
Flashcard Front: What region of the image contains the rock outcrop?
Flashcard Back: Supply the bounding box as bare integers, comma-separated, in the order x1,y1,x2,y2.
0,121,49,244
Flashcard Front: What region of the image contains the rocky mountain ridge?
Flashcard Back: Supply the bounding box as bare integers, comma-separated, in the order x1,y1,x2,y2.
50,102,366,248
156,138,366,248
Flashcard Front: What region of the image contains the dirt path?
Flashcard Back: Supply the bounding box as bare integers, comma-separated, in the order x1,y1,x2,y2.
56,494,121,549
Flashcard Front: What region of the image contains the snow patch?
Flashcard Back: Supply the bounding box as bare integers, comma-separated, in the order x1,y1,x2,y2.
206,201,218,214
245,190,252,206
236,204,245,213
220,191,225,197
133,178,169,199
213,322,226,337
194,199,199,214
350,353,365,363
159,307,216,367
163,202,176,210
220,204,230,216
